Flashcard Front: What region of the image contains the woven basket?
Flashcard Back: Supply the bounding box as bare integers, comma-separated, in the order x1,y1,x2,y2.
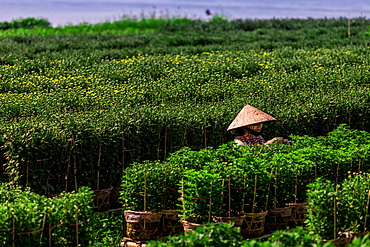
213,215,246,228
241,211,268,239
287,202,308,227
181,221,203,234
160,210,182,237
94,187,113,212
124,210,162,241
264,207,292,233
110,187,123,209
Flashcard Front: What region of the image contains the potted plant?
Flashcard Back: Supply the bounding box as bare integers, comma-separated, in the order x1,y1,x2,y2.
121,161,165,241
178,169,223,233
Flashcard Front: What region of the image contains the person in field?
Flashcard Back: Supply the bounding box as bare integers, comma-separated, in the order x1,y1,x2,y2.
227,105,287,146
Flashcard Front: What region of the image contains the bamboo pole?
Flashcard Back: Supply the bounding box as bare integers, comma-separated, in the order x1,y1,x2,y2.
208,181,213,223
181,178,185,212
73,136,78,191
274,169,277,209
48,210,52,247
334,163,340,240
364,190,370,232
163,169,167,209
221,179,225,213
182,129,187,147
26,151,29,187
121,132,125,177
242,173,246,212
334,195,337,240
65,134,74,192
40,213,47,244
97,136,102,190
252,175,258,213
202,126,207,148
295,167,298,204
75,207,79,247
144,173,147,211
228,175,231,217
163,127,168,161
157,129,161,161
12,212,15,247
358,159,361,173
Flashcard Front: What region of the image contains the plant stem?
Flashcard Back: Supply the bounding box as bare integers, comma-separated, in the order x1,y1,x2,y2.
364,190,370,232
208,181,213,223
97,136,102,190
144,173,147,211
252,175,257,213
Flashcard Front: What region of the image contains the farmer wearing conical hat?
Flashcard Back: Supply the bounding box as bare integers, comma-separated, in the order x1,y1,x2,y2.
227,105,286,146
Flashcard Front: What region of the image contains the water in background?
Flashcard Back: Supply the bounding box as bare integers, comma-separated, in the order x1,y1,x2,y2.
1,0,368,27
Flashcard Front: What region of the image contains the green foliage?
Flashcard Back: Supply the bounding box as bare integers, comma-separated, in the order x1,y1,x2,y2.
179,169,223,223
147,222,244,247
0,185,94,246
89,211,124,247
148,225,334,247
0,18,51,30
242,227,334,247
347,234,370,247
306,173,370,239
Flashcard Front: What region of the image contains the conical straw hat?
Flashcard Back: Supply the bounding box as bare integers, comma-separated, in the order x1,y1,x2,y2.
227,105,276,131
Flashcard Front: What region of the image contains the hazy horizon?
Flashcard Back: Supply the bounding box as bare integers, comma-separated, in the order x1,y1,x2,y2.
1,0,368,27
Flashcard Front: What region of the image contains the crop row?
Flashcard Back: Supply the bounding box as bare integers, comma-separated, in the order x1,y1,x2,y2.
121,125,370,239
0,45,369,193
0,186,94,246
0,17,367,37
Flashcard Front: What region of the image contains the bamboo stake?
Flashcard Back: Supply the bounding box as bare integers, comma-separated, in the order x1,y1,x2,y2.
181,178,185,212
228,175,231,217
202,126,207,148
208,181,213,223
163,169,167,209
26,151,29,187
73,136,78,191
75,207,79,247
157,129,161,161
144,173,147,211
121,132,125,177
97,136,102,190
274,169,277,209
295,167,298,204
40,213,47,244
163,127,168,161
65,134,74,192
252,175,258,213
334,195,337,240
364,190,370,232
221,179,225,213
242,173,246,212
334,163,340,240
358,159,361,173
182,129,187,147
12,212,15,247
48,211,51,247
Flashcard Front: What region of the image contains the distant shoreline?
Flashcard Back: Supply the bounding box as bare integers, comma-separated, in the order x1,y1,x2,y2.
0,0,368,27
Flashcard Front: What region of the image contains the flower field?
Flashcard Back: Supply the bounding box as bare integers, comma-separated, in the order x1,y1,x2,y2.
0,16,369,245
1,43,369,193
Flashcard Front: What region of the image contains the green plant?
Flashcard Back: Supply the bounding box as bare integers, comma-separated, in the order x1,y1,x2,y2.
241,227,334,247
179,169,223,223
306,178,338,239
89,211,124,247
147,222,244,247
